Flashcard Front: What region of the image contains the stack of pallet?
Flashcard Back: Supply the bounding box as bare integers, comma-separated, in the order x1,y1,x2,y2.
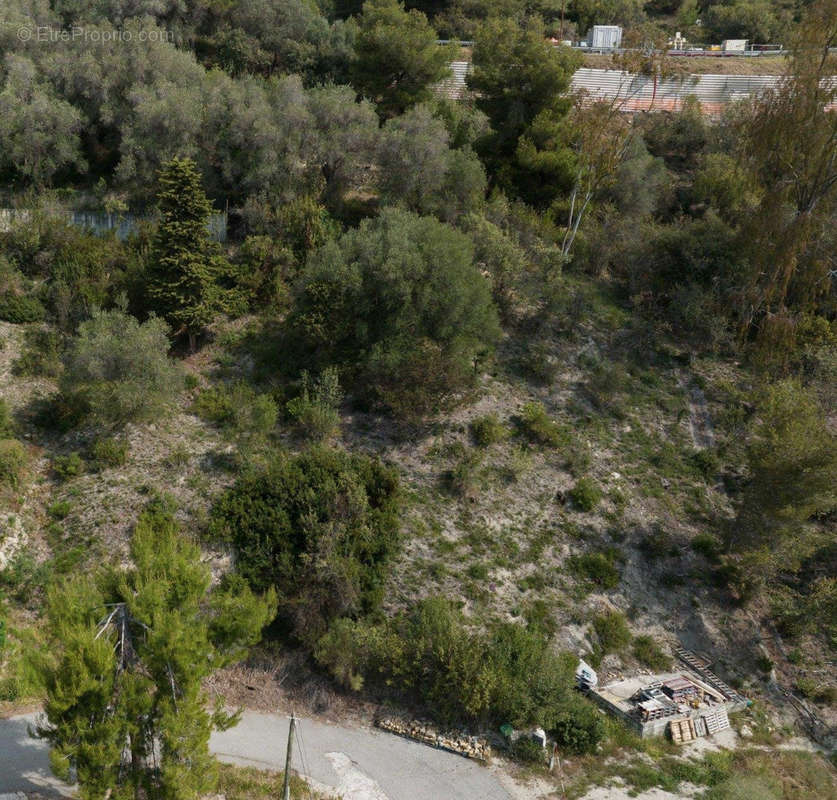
669,707,731,744
669,717,696,743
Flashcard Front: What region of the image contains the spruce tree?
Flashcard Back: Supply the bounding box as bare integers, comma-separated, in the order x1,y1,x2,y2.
35,498,277,800
149,157,229,351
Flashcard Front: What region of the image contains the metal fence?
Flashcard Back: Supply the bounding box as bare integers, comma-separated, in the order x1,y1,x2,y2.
0,208,227,242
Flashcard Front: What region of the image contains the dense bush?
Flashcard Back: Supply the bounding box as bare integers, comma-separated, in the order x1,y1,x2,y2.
518,402,567,447
60,310,182,428
88,436,128,470
470,413,508,447
568,551,621,589
290,208,500,418
551,697,606,754
285,368,342,441
0,292,45,323
193,382,278,442
730,380,836,575
593,611,632,655
315,597,599,745
0,215,132,331
0,439,26,488
11,328,64,378
570,477,602,512
210,447,400,644
52,451,86,481
632,635,672,671
0,399,14,438
511,736,546,764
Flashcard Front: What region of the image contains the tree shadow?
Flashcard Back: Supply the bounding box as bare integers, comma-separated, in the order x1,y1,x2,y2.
0,714,74,796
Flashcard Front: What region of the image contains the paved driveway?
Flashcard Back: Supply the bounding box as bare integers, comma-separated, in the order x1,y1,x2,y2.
0,712,513,800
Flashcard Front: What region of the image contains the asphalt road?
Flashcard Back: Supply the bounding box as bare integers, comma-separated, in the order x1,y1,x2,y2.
0,712,513,800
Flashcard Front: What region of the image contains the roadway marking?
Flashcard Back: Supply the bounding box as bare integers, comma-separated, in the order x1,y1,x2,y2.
325,752,391,800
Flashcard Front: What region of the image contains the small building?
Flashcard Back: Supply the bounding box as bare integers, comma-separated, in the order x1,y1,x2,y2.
587,25,623,49
583,648,749,739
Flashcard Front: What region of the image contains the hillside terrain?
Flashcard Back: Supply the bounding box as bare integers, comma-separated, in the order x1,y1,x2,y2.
0,0,835,798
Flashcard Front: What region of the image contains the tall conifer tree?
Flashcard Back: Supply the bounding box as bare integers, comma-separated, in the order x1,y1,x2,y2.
149,157,229,351
36,498,277,800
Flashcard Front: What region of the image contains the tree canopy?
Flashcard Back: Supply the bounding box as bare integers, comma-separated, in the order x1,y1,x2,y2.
351,0,454,117
290,208,500,416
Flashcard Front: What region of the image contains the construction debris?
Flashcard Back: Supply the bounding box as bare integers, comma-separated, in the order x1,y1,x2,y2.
585,646,748,739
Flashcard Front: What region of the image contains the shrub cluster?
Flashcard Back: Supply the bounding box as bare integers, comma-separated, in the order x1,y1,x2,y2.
315,598,604,753
210,447,400,644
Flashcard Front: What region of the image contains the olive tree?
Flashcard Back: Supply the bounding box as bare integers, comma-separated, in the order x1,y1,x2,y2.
60,309,182,428
290,208,500,417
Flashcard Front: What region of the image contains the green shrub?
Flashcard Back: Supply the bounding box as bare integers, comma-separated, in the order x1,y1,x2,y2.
89,436,128,469
570,477,602,512
568,551,620,589
511,736,546,764
12,328,64,378
210,447,400,644
194,382,278,440
290,208,500,418
316,600,583,732
632,635,672,670
192,385,237,425
0,439,26,488
593,611,632,654
551,697,605,754
31,394,86,433
517,342,558,385
795,678,836,705
52,451,86,480
0,292,45,323
639,528,675,561
519,402,566,447
0,399,14,438
48,500,72,520
691,448,720,480
691,532,721,562
445,451,483,500
470,413,508,447
285,367,341,441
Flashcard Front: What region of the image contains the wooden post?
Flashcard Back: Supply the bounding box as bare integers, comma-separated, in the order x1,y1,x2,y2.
282,714,296,800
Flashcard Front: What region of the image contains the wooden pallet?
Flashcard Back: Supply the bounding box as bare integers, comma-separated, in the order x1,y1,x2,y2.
702,707,730,735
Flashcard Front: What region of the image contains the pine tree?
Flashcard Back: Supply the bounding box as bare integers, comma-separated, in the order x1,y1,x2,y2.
149,157,229,351
35,497,277,800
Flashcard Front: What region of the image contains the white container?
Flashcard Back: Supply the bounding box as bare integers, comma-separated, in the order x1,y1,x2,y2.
587,25,623,49
722,39,747,51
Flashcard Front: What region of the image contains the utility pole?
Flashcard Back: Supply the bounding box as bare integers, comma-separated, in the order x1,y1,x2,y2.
282,714,296,800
